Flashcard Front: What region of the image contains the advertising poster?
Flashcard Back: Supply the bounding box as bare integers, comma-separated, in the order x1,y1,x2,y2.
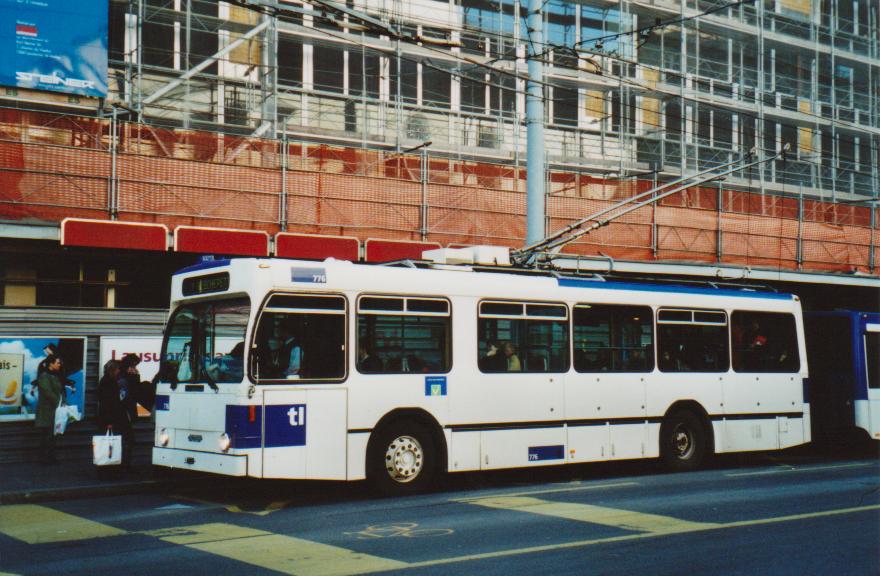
100,337,162,417
99,337,163,384
0,337,86,422
0,0,108,98
0,353,25,412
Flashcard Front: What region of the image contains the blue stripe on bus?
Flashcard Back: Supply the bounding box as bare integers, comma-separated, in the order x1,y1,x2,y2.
225,405,308,449
225,405,263,449
174,259,232,275
557,278,794,300
445,412,803,433
802,378,810,404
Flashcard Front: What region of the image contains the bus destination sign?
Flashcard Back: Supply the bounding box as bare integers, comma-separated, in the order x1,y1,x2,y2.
182,272,230,296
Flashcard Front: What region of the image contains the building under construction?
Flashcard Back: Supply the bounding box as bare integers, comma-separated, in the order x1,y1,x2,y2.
1,0,878,305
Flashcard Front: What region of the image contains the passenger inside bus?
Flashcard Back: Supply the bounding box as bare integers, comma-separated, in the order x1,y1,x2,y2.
406,354,427,373
624,348,648,371
502,341,521,371
357,340,383,372
479,340,507,372
257,322,303,379
660,346,689,372
575,347,610,371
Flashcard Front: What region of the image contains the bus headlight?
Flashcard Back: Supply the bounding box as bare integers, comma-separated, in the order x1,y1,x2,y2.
218,433,231,452
158,428,170,447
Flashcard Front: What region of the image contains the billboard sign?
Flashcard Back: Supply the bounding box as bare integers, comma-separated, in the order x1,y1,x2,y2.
99,337,163,383
0,337,87,422
0,0,108,98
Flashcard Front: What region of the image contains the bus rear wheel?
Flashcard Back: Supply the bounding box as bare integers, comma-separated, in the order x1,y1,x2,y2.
368,419,436,495
660,411,708,471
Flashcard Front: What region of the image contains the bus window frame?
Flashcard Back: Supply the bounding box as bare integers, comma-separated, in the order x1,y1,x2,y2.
656,307,730,373
477,298,570,374
356,293,453,375
572,302,655,373
251,291,349,384
730,310,801,374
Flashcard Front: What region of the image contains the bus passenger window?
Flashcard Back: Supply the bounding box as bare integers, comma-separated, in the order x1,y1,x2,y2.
731,311,799,373
252,294,346,382
357,296,451,374
478,301,568,374
657,308,729,373
573,304,653,373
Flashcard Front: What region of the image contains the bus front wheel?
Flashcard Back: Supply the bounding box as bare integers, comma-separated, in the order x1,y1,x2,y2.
660,411,708,471
368,419,436,495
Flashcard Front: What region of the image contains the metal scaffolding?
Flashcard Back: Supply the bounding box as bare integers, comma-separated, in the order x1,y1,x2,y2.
107,0,878,204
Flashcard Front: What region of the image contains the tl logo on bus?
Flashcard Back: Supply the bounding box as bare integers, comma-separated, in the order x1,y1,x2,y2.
288,405,306,427
264,404,307,447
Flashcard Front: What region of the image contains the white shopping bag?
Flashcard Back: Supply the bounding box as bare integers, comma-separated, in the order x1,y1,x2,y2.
53,401,68,436
93,430,123,466
53,403,82,436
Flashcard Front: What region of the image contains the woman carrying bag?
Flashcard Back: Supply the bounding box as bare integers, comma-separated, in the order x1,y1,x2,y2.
35,354,65,464
96,359,129,474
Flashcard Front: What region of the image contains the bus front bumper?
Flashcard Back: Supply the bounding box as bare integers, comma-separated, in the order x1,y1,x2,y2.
153,446,248,476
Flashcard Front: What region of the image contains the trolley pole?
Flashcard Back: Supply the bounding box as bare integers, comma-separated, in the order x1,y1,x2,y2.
525,0,545,246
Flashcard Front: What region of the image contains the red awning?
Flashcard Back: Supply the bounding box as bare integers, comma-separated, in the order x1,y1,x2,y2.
61,218,168,251
174,226,269,256
364,239,442,262
275,232,360,261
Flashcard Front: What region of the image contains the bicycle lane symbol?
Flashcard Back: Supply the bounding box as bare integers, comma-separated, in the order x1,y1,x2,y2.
344,522,454,539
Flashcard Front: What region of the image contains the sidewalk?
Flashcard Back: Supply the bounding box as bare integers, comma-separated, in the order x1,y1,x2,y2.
0,446,195,505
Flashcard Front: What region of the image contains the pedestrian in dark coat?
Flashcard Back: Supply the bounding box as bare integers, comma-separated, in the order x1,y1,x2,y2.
116,354,142,467
34,354,65,464
97,359,128,432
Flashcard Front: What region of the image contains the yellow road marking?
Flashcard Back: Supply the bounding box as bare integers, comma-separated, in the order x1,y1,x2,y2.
406,504,880,571
174,494,291,516
151,523,408,576
453,481,638,502
2,500,877,576
466,495,718,533
0,505,125,544
726,462,874,477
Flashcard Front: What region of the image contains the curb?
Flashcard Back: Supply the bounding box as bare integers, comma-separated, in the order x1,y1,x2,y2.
0,479,174,505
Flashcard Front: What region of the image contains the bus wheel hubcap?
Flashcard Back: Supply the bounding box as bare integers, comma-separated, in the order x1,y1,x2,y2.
385,435,423,483
672,424,694,459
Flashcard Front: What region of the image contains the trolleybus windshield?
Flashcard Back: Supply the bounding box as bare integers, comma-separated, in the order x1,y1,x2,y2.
160,297,250,386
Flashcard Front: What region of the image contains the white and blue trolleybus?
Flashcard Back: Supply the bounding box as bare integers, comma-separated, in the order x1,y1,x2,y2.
152,248,811,493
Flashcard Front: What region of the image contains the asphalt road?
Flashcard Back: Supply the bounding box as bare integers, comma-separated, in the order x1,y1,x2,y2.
1,452,878,576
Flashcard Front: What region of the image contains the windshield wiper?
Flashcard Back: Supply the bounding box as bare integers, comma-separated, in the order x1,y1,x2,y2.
199,356,219,392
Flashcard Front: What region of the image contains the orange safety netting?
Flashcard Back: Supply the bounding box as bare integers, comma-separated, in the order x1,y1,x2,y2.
0,108,875,275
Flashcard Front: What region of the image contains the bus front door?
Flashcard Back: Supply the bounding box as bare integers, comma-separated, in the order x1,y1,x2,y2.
261,389,347,479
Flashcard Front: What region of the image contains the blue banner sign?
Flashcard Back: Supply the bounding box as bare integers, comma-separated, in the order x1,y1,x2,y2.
0,0,108,97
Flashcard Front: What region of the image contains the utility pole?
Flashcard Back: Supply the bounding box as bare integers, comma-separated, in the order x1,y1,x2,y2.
525,0,545,246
